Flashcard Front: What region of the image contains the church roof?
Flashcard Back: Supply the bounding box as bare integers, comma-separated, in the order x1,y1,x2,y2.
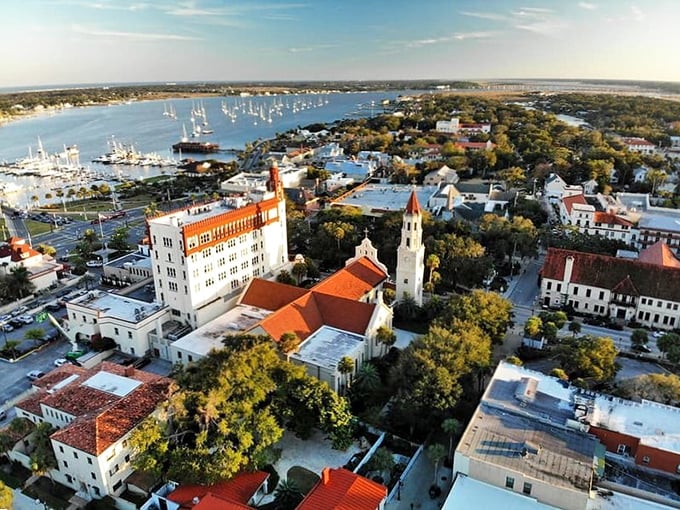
405,190,422,215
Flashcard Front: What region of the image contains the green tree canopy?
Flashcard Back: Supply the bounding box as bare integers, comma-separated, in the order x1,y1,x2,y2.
437,290,513,344
130,338,354,484
554,336,619,383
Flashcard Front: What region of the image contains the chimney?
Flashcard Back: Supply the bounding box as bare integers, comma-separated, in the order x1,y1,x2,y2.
563,255,575,285
124,366,135,377
321,468,330,485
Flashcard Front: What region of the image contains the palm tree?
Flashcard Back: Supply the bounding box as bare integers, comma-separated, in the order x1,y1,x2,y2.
9,266,35,299
279,332,301,362
273,479,304,510
24,328,46,346
442,418,462,465
426,254,440,285
375,326,396,356
353,363,381,395
1,341,20,360
144,201,159,218
337,356,354,394
291,262,307,285
427,443,446,488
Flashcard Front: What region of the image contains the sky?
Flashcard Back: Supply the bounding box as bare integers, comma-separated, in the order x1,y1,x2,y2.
1,0,678,88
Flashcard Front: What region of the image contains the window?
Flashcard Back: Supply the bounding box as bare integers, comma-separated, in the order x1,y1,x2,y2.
127,331,132,339
91,472,97,480
59,445,64,453
63,460,69,468
556,283,561,292
114,327,119,335
505,476,515,489
177,352,183,359
599,291,605,299
403,278,408,284
642,456,650,465
94,487,102,496
546,281,552,290
523,482,532,495
617,444,631,456
573,286,578,295
87,457,93,465
73,452,78,459
586,289,591,298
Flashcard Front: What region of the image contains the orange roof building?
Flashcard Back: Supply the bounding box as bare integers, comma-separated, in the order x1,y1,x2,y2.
638,240,680,268
0,236,62,292
13,362,171,500
163,471,270,510
540,248,680,330
297,468,387,510
169,239,393,394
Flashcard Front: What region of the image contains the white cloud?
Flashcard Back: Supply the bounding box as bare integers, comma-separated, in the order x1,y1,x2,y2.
578,2,597,9
71,24,201,41
288,44,338,53
459,11,508,22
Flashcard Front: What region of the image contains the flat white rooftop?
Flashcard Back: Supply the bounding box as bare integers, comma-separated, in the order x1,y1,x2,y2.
147,196,271,227
70,291,165,323
171,304,274,357
83,371,141,397
292,325,363,369
443,475,559,510
335,183,437,214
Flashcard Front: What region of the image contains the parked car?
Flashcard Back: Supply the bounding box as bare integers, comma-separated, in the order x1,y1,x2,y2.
65,350,87,361
652,331,665,339
0,409,6,421
9,318,24,328
86,260,103,268
18,315,34,325
45,301,63,311
1,323,14,332
26,370,45,381
54,358,69,367
632,344,652,353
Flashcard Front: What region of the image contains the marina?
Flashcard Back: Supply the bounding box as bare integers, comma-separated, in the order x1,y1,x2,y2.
0,90,420,208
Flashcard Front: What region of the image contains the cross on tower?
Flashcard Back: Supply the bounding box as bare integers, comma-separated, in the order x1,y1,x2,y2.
363,228,369,239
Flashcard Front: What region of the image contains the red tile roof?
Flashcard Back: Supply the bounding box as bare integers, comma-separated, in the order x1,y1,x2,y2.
168,471,269,509
404,190,422,215
638,241,680,268
622,137,655,147
312,257,387,300
541,248,680,301
193,494,251,510
31,364,173,456
454,141,496,150
592,212,633,227
258,292,375,342
562,194,587,215
240,279,309,310
297,468,387,510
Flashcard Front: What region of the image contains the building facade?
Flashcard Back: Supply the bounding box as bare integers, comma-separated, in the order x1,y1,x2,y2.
12,363,171,500
540,248,680,330
147,165,288,329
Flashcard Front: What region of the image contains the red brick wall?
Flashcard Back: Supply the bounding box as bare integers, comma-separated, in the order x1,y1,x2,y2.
635,444,680,475
589,427,639,457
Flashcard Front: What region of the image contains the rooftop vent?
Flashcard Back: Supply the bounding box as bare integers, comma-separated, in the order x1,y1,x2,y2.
514,377,539,404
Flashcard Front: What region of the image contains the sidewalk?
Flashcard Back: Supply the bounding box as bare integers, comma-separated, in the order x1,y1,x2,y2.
385,450,453,510
11,488,49,510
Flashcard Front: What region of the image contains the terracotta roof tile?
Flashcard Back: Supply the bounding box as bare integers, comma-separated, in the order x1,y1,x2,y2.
312,257,387,300
240,279,309,310
297,468,387,510
622,137,655,147
404,190,422,215
193,493,251,510
639,241,680,268
51,377,171,455
168,471,268,509
541,248,680,301
592,211,633,227
562,194,587,215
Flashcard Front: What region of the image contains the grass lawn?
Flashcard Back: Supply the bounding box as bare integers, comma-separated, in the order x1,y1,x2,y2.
287,466,320,495
24,219,53,236
119,194,155,209
24,476,74,510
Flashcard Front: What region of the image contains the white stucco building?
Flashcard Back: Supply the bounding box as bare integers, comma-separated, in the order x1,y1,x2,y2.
147,165,288,329
0,236,62,292
12,362,171,500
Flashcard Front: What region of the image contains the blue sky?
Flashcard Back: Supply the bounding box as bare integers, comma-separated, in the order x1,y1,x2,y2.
1,0,678,87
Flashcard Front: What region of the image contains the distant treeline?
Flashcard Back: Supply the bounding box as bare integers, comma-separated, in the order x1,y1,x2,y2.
0,80,480,118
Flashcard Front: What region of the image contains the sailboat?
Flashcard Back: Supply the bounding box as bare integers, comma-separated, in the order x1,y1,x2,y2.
201,105,214,134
